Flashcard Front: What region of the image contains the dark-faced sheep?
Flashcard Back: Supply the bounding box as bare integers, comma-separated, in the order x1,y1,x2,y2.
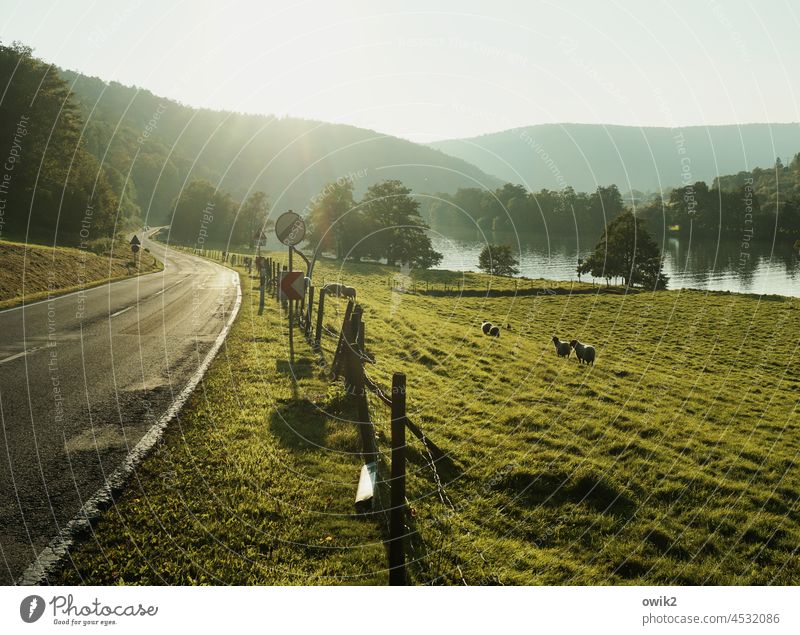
552,336,571,358
570,339,596,365
323,283,356,299
489,325,500,337
481,320,492,335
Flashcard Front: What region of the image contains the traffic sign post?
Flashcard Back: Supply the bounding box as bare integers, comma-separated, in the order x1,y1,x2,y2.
278,271,306,302
130,235,141,265
274,211,305,247
275,211,307,365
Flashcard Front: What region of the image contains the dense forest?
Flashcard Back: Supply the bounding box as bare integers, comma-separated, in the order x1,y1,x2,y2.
0,42,118,244
639,156,800,239
419,183,626,241
420,157,800,242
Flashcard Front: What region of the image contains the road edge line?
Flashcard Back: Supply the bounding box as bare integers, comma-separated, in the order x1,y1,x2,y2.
17,268,242,586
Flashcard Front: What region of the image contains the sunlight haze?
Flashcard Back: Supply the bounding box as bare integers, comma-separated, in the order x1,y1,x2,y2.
3,0,798,141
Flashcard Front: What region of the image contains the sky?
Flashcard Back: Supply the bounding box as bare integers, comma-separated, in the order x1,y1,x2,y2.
3,0,799,142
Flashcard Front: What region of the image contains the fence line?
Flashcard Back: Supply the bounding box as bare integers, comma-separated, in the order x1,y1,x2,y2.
180,245,475,584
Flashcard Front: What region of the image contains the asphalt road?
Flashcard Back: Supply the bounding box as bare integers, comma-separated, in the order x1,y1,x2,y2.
0,235,239,584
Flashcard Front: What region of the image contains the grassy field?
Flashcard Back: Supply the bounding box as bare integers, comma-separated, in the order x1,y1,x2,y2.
56,252,800,585
0,236,161,309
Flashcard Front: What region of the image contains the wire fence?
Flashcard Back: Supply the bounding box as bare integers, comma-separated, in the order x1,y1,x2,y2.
176,243,496,584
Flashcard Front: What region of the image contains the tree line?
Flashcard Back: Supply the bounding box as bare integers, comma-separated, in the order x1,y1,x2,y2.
644,155,800,237
420,183,626,238
0,41,117,244
168,180,269,247
422,164,800,240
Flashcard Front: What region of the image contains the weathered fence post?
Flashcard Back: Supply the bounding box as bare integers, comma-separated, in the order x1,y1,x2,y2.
315,288,326,347
348,305,376,463
306,285,314,337
331,299,354,379
258,268,266,315
390,372,407,585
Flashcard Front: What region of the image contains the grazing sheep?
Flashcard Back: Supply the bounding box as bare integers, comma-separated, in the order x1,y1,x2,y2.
489,325,500,337
481,320,493,335
552,336,571,358
570,339,596,365
322,283,356,299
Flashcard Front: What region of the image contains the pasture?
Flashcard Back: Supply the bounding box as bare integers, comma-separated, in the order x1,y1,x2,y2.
57,255,800,584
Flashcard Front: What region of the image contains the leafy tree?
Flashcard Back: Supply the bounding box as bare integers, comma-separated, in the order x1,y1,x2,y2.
306,179,361,259
236,190,269,247
360,180,442,268
478,244,520,277
580,211,668,289
169,180,235,244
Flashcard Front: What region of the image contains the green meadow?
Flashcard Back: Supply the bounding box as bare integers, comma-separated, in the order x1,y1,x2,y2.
57,253,800,585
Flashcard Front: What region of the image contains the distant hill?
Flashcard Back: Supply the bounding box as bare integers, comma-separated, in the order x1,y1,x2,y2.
428,123,800,193
60,70,502,224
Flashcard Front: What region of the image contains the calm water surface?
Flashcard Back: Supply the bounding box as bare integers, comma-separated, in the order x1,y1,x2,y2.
428,228,800,297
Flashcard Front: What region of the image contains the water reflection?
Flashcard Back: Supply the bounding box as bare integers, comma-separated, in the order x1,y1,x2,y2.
428,228,800,297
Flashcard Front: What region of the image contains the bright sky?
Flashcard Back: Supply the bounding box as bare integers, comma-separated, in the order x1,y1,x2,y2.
3,0,799,141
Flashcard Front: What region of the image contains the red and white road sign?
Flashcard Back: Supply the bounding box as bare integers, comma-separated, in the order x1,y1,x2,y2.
279,271,306,301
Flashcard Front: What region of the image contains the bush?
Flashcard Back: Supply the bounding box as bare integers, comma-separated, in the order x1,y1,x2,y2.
86,237,114,256
478,244,520,277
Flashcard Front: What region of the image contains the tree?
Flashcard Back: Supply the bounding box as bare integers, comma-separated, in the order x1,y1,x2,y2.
306,179,361,259
478,244,520,277
0,41,119,243
236,190,269,247
360,180,442,268
579,211,668,289
169,180,235,244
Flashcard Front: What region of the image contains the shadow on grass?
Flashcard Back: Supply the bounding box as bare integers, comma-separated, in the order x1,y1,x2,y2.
499,469,636,517
268,398,329,452
276,358,316,379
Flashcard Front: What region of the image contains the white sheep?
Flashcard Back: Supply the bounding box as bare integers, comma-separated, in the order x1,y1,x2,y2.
481,320,493,335
552,336,571,358
570,339,596,365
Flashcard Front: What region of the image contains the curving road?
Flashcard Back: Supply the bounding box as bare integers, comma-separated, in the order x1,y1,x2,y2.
0,234,239,584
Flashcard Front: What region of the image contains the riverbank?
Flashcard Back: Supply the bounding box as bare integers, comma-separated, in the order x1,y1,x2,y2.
0,237,162,310
56,254,800,584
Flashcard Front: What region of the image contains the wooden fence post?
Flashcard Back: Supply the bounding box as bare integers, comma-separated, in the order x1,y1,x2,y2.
348,305,376,464
357,320,365,355
306,285,314,337
258,268,266,315
315,288,326,347
390,372,407,586
331,299,354,379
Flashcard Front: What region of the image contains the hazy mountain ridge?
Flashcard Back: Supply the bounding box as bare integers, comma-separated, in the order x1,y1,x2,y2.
428,122,800,193
60,70,503,222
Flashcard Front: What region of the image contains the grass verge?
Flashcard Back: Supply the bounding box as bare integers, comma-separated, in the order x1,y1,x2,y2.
0,236,161,310
56,262,387,585
57,252,800,585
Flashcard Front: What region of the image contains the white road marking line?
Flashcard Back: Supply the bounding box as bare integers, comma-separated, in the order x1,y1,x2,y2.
152,278,186,297
110,306,134,318
0,351,29,364
0,346,43,365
